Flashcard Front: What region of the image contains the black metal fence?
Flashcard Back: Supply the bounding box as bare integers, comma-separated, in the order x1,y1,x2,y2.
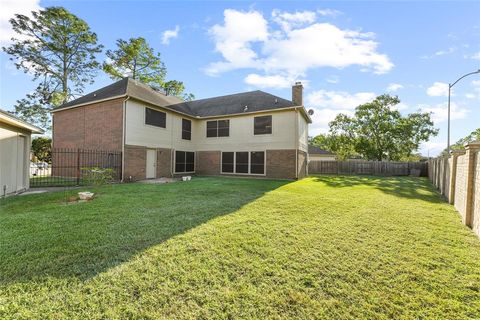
30,148,122,187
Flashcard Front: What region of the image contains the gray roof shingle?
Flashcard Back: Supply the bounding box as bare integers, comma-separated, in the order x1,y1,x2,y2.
54,78,307,121
308,145,334,155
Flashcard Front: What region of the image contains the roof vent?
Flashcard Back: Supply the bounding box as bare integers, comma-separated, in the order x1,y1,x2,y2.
244,105,248,112
275,98,278,104
93,93,97,97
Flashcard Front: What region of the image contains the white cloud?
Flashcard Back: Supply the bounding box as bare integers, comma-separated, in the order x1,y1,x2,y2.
326,75,339,84
161,25,180,45
272,10,316,32
421,47,457,59
244,73,292,89
0,0,42,45
205,9,393,84
387,83,403,92
309,107,354,135
206,9,268,76
306,90,376,135
317,9,342,17
427,82,449,97
420,141,446,157
306,90,376,110
470,52,480,60
466,93,476,99
420,102,468,123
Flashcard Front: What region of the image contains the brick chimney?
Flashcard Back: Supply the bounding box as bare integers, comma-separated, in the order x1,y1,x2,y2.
292,81,303,106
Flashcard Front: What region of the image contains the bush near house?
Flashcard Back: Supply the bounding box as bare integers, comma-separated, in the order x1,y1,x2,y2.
0,176,479,318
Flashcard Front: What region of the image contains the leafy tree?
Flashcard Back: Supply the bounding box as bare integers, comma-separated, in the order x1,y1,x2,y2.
31,136,52,163
327,94,438,161
442,128,480,155
309,133,357,160
2,7,103,130
103,37,194,100
103,37,166,85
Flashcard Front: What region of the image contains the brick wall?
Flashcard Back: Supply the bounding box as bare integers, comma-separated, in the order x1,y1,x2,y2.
53,98,124,150
197,151,221,175
454,154,468,219
157,148,172,178
266,149,296,179
429,143,480,237
297,150,307,179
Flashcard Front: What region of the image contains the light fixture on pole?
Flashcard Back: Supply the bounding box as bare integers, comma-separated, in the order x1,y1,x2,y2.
447,69,480,154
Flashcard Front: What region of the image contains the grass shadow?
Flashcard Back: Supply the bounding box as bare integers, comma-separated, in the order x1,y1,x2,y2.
309,175,444,203
0,177,290,284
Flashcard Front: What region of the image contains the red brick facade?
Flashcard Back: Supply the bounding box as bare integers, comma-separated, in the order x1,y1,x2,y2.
266,149,297,179
197,151,221,175
297,150,307,179
123,145,173,181
53,98,124,150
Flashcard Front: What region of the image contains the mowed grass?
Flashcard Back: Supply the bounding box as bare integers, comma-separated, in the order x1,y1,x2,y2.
0,176,479,319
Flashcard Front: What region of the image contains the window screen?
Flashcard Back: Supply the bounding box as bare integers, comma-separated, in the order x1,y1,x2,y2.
145,108,166,128
175,151,195,173
206,120,230,137
235,152,249,173
182,119,191,140
250,151,265,174
254,115,272,135
222,152,234,173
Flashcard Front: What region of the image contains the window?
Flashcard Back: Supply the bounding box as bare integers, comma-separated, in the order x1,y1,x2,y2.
250,151,265,174
254,115,272,135
175,151,195,173
182,119,191,140
206,120,230,137
145,108,166,128
221,151,265,175
235,152,249,173
222,152,234,173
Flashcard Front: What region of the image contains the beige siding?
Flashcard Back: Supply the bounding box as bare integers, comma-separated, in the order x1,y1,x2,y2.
125,100,196,152
126,99,299,152
195,110,297,152
297,111,308,153
0,123,31,195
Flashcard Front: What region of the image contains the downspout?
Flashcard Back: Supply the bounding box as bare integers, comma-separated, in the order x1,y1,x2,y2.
170,112,174,178
295,108,299,179
122,96,130,182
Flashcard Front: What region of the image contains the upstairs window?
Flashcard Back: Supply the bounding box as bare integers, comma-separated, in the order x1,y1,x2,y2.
206,120,230,137
254,115,272,135
182,119,191,140
175,151,195,173
145,108,166,128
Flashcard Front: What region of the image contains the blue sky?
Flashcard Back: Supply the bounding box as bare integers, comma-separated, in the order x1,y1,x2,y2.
1,1,479,156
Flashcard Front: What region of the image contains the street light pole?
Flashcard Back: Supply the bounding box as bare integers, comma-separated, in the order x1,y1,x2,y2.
447,69,480,155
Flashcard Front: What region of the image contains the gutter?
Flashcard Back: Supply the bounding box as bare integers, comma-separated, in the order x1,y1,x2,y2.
121,96,130,182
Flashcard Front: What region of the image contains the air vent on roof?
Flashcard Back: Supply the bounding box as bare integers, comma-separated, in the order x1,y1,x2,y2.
275,98,278,104
244,105,248,112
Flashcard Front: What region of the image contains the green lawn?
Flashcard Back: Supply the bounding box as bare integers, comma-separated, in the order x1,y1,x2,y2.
1,176,479,319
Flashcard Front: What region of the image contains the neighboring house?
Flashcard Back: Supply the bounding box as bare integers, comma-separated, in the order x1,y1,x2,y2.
0,109,44,196
308,145,336,161
52,78,311,180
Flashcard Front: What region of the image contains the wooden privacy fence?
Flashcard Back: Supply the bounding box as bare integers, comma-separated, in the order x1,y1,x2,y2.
309,160,428,176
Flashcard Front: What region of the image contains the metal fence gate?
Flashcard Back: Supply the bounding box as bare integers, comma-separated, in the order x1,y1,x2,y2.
30,148,122,187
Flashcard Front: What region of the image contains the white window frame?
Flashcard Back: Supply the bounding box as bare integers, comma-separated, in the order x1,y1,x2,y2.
220,151,266,176
206,119,230,138
174,150,196,174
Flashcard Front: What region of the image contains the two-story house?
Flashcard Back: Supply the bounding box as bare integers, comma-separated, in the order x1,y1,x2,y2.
52,78,311,180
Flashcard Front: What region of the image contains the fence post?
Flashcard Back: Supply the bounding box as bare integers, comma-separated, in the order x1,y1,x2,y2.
76,148,81,185
464,142,480,227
